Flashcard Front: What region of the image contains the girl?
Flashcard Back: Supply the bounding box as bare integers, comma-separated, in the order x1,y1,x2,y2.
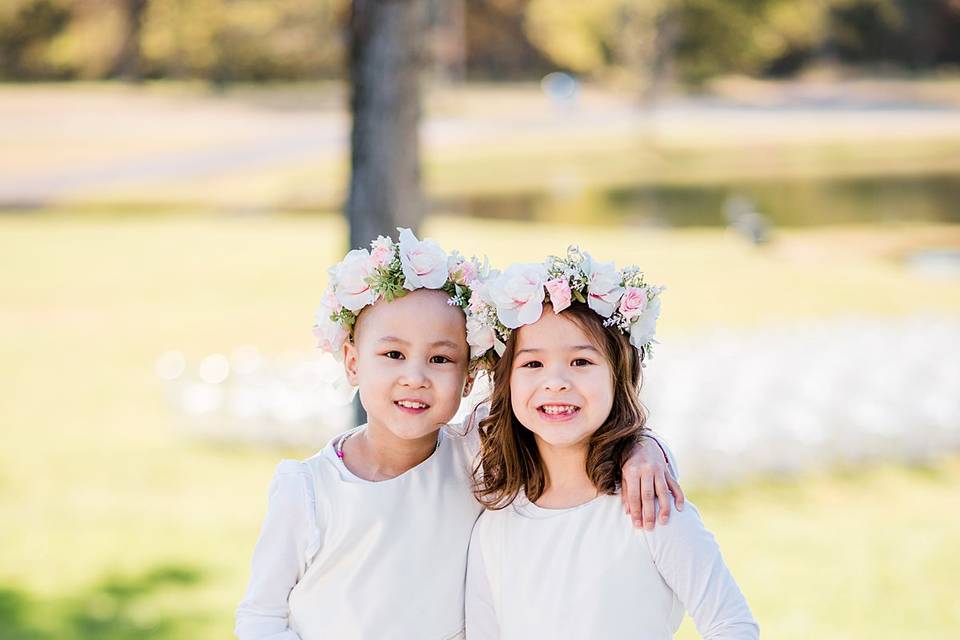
465,247,759,639
235,231,682,640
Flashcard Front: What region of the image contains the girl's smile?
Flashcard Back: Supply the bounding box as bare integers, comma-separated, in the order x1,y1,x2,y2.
343,288,470,442
510,307,615,450
394,398,431,414
536,403,581,421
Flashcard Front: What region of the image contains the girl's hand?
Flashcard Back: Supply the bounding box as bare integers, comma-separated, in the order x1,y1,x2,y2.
621,436,684,530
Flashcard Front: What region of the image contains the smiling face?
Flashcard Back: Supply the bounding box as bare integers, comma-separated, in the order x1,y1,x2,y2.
343,288,470,441
509,306,615,451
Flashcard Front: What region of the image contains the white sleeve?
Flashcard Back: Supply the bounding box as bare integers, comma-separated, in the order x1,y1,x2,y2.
643,500,759,640
235,460,321,640
464,517,500,640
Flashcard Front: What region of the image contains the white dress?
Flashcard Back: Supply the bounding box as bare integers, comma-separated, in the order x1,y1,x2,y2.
236,423,678,640
236,424,482,640
465,494,759,639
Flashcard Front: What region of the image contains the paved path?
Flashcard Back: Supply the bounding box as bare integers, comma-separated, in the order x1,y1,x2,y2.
2,84,960,205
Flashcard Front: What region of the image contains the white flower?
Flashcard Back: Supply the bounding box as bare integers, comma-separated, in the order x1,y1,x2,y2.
333,248,377,312
312,313,349,360
629,295,661,349
466,316,495,359
489,263,547,329
398,227,449,290
584,254,624,318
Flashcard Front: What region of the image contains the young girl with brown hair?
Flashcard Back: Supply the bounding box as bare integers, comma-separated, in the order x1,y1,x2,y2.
464,247,758,639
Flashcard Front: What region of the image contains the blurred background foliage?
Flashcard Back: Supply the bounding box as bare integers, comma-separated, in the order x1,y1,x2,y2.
3,0,960,85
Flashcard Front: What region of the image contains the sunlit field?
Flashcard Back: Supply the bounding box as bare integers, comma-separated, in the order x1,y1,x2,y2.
1,213,959,638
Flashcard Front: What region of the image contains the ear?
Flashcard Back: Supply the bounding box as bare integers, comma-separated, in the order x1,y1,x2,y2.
462,371,476,398
343,340,360,387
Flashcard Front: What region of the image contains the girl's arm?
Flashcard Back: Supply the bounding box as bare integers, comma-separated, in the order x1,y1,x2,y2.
644,499,759,640
464,518,500,640
621,432,685,530
235,461,319,640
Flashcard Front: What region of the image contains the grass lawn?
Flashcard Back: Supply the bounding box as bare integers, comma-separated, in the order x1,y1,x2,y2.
1,214,959,638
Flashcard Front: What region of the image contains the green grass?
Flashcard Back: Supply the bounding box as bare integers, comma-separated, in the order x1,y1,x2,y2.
1,214,959,638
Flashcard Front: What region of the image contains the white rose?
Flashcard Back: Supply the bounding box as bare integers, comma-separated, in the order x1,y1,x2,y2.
629,295,661,349
398,227,449,290
489,263,546,329
584,254,624,318
333,249,377,312
466,316,495,359
312,314,349,360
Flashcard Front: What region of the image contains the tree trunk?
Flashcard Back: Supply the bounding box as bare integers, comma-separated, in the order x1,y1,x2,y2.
346,0,427,250
111,0,149,81
345,0,427,425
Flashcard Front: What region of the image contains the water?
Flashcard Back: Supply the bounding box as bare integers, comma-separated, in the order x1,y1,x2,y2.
435,174,960,227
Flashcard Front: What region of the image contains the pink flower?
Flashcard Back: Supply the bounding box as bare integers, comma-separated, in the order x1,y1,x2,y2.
333,249,377,312
450,256,478,285
618,286,648,320
369,236,395,268
544,278,572,313
468,281,492,313
489,263,546,329
398,227,449,290
584,254,624,318
312,313,349,360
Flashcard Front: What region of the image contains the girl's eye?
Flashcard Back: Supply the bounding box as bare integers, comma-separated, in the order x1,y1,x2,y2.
519,360,543,369
572,358,593,367
430,355,453,364
384,351,404,360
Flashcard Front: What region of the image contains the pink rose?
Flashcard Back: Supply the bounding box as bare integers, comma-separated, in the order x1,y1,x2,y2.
333,249,377,312
618,287,648,320
450,257,478,285
370,236,395,268
398,227,449,290
544,278,572,313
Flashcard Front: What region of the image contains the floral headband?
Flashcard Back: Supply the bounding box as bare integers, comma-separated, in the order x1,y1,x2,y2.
465,246,663,367
312,228,487,360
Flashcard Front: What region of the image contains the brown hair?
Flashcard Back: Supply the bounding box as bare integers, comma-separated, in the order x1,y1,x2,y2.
473,303,648,509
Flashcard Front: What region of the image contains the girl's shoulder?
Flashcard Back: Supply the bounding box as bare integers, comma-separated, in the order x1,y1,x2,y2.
443,401,489,458
266,458,317,509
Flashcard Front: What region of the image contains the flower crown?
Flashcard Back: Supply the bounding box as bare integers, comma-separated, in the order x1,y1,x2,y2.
465,245,663,366
312,228,487,360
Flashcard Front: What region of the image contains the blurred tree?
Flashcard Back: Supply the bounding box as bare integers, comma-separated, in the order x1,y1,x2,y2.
3,0,960,84
345,0,427,426
0,0,71,79
464,0,552,79
109,0,148,80
524,0,674,96
345,0,425,248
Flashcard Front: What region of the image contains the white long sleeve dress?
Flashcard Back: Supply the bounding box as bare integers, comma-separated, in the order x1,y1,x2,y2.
236,422,679,640
465,493,759,639
235,424,482,640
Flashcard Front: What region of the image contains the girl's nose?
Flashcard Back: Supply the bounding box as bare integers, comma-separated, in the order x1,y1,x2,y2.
542,370,570,392
399,364,430,388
